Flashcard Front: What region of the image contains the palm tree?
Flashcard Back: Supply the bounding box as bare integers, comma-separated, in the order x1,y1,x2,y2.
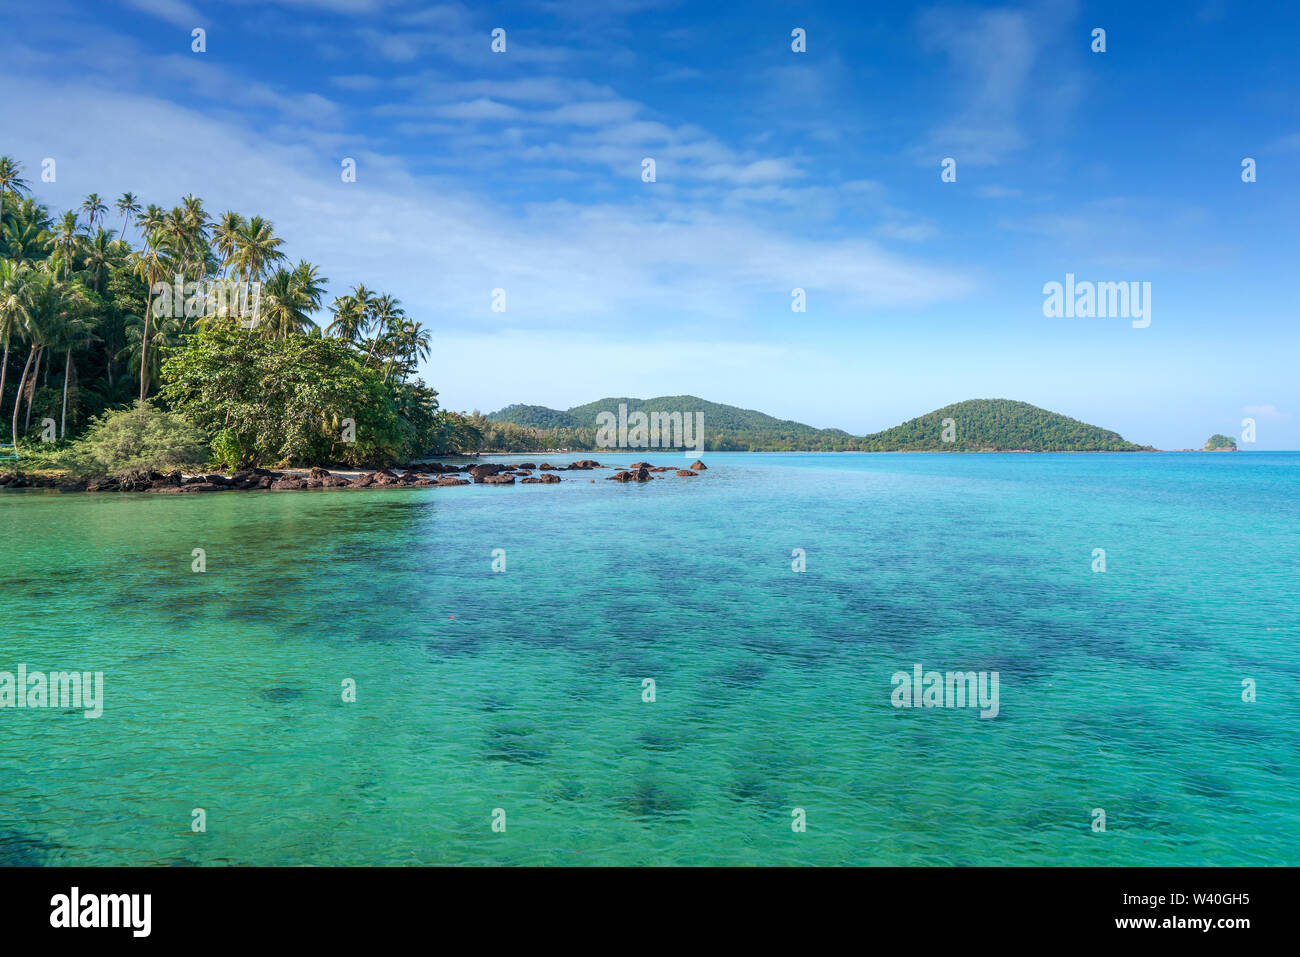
327,284,373,342
51,211,82,279
115,192,142,244
363,293,405,367
231,215,286,283
0,261,31,440
212,211,246,278
45,293,92,438
135,204,165,240
2,217,50,266
0,156,29,198
8,269,62,443
130,232,173,401
80,228,124,294
80,194,108,233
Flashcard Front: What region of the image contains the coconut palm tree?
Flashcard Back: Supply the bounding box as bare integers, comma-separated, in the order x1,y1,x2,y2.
115,192,142,244
51,211,82,279
327,284,373,343
363,293,405,367
0,261,31,440
231,215,286,283
80,194,108,233
135,204,166,240
8,268,63,443
212,211,246,278
0,156,29,198
80,228,125,295
2,217,50,266
44,293,93,438
130,232,174,402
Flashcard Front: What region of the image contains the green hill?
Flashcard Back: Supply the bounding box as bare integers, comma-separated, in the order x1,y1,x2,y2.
488,395,858,451
1202,434,1237,451
860,399,1150,451
483,396,1149,453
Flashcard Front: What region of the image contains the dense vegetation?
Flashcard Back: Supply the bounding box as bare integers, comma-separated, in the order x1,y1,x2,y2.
489,395,861,451
859,399,1151,451
1202,434,1237,451
0,154,481,472
487,396,1151,453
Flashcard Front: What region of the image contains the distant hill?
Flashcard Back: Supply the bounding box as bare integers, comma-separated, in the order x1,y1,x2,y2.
860,399,1151,451
483,396,1149,453
1202,434,1238,451
488,395,858,451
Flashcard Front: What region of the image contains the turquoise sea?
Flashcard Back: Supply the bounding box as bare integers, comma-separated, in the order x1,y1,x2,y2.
1,452,1297,866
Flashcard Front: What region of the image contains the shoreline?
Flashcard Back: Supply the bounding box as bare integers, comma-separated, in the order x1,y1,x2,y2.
0,458,709,494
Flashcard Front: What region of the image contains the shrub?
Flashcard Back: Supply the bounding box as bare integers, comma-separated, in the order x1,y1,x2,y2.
67,401,210,478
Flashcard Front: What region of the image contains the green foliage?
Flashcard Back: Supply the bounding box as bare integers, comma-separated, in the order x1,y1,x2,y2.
859,399,1150,452
484,396,1150,453
159,324,423,467
65,401,209,478
489,395,860,451
1203,434,1237,451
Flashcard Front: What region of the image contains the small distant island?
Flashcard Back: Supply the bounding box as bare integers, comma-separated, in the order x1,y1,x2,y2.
1202,434,1238,451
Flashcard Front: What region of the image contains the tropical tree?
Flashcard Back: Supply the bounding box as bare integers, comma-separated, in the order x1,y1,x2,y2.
130,232,174,401
327,284,373,343
212,211,246,278
232,215,285,283
80,194,108,233
0,261,31,439
51,211,82,278
45,294,93,437
115,192,142,244
0,156,30,198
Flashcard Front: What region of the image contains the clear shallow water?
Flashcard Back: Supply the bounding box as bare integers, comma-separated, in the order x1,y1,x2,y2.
1,451,1298,866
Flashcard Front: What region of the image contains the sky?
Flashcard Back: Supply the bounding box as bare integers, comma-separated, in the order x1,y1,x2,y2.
2,0,1297,449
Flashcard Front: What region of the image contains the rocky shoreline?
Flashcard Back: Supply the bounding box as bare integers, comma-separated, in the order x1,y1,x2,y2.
0,459,709,494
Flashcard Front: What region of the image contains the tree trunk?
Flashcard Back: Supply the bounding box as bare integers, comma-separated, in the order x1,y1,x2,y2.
61,349,72,439
0,344,8,441
11,348,33,444
25,347,42,432
139,266,154,402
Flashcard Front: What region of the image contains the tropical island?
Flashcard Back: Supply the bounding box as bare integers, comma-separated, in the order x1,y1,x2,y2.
1202,434,1238,451
0,153,1160,491
483,396,1154,453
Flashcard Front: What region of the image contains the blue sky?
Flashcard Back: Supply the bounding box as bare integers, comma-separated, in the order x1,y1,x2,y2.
3,0,1298,448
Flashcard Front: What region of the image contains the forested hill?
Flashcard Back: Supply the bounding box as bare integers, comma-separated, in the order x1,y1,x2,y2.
482,397,1150,452
859,399,1151,451
488,395,859,451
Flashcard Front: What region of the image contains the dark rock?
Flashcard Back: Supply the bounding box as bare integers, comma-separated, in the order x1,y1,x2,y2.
56,480,87,492
308,467,331,480
203,473,233,486
516,462,536,470
538,472,561,483
468,463,508,483
270,477,307,490
321,475,350,488
349,473,375,488
85,477,119,492
676,469,697,476
607,471,634,482
691,460,707,470
436,477,469,486
482,473,515,485
538,463,558,470
180,482,227,493
568,459,601,470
